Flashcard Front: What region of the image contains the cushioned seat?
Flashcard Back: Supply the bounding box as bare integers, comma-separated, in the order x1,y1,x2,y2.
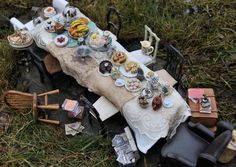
155,69,177,87
44,54,62,74
128,25,160,67
162,124,209,167
129,50,152,65
161,121,234,167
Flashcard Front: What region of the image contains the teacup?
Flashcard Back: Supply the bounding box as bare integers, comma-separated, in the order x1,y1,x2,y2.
103,30,110,39
140,40,154,55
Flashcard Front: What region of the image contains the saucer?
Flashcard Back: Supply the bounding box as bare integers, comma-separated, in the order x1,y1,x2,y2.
163,98,174,108
115,78,125,87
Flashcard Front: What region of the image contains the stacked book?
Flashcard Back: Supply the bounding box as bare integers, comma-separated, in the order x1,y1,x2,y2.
188,88,212,114
62,99,81,117
188,88,204,103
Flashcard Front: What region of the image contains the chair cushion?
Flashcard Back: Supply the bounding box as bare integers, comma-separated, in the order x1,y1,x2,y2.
155,69,177,87
129,49,152,65
43,54,62,74
161,123,209,167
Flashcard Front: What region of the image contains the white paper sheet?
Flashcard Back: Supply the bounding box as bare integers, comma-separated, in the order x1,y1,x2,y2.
93,96,119,121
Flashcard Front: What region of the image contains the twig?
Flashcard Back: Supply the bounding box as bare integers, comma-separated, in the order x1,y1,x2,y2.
220,76,233,90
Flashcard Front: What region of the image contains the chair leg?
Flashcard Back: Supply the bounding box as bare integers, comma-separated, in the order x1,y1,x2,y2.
88,110,93,126
100,124,107,137
47,75,56,89
39,71,45,83
32,62,45,83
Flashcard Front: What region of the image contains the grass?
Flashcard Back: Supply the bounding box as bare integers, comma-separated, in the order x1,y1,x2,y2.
0,110,115,166
0,0,236,166
0,39,15,93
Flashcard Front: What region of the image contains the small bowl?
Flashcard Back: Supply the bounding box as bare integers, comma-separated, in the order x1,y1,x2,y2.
161,85,173,96
75,45,91,59
138,96,149,108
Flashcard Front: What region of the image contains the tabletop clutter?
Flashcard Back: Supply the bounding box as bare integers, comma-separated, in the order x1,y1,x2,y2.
8,4,235,166
28,5,178,112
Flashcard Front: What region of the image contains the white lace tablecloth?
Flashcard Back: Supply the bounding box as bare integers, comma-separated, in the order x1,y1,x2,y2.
29,8,191,154
123,89,191,153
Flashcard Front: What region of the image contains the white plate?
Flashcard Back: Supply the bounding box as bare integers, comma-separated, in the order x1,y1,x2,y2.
54,35,68,47
44,10,57,18
115,78,125,87
119,65,137,78
43,20,56,32
97,68,111,77
125,79,142,92
9,39,34,49
163,98,174,108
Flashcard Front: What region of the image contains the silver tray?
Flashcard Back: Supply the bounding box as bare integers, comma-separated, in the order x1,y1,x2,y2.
86,34,112,52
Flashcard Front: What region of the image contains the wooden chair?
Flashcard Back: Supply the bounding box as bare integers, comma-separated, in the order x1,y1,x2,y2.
164,44,185,90
4,89,60,124
129,25,160,66
106,6,122,39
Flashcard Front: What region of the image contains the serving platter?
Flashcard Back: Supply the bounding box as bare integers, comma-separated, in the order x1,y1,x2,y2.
54,35,68,47
125,78,142,92
87,33,112,52
119,65,137,78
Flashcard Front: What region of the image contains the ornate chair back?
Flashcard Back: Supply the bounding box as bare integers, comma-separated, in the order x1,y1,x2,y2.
106,6,122,39
165,44,185,88
144,25,160,62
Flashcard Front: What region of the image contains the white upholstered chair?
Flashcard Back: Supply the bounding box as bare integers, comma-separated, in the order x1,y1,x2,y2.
52,0,69,13
129,25,160,66
10,17,43,31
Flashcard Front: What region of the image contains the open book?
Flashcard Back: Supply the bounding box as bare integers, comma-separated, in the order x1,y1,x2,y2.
199,98,212,114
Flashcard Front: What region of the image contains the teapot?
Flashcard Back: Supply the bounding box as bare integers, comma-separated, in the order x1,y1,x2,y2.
140,82,153,99
62,6,77,25
152,95,162,111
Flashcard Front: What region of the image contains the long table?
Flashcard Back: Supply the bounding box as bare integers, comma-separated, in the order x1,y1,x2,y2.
30,9,191,153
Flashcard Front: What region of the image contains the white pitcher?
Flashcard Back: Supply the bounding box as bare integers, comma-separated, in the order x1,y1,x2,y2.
140,40,154,55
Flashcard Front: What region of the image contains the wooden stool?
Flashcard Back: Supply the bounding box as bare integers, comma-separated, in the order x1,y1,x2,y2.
4,89,60,125
187,88,218,130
